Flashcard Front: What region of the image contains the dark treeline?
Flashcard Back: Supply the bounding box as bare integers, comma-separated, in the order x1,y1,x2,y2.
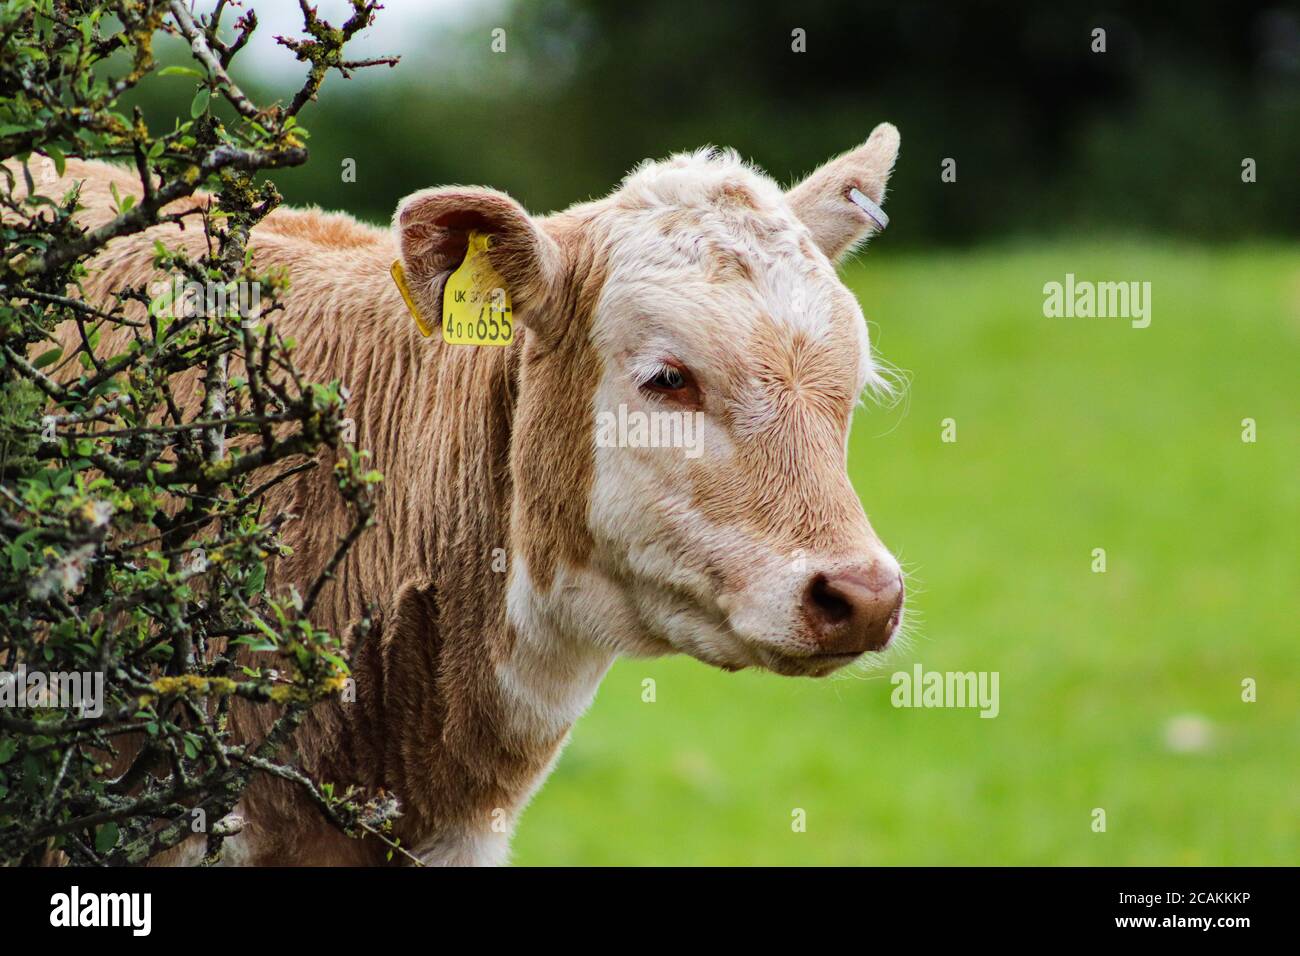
127,0,1299,245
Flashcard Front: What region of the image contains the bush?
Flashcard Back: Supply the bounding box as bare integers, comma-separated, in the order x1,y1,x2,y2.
0,0,403,865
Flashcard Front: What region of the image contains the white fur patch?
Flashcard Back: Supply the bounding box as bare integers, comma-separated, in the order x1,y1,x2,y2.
415,825,511,867
500,560,618,743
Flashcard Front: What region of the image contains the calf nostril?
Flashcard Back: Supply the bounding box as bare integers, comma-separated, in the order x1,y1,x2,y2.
802,564,904,654
806,573,854,626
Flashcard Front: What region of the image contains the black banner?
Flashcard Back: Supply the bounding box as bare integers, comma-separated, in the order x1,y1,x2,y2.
0,866,1280,943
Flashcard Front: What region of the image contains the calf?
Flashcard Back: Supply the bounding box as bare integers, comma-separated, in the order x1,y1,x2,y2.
42,123,904,865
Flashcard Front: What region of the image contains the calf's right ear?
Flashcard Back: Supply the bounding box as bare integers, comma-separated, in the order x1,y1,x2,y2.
393,186,564,334
786,123,900,263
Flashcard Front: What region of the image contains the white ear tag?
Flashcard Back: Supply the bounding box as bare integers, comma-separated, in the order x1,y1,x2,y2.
848,187,889,230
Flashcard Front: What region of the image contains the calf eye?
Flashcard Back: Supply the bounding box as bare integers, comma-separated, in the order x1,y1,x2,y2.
639,362,701,407
651,366,685,390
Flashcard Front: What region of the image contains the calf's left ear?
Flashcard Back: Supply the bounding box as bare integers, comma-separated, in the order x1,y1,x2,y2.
786,122,900,263
393,186,564,333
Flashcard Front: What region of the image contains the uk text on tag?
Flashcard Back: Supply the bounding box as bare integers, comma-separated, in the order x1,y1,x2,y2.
441,231,514,346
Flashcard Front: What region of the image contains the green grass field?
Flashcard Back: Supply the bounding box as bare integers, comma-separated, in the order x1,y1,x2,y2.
512,242,1300,866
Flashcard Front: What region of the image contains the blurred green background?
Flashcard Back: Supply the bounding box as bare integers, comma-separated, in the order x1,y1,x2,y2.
133,1,1298,863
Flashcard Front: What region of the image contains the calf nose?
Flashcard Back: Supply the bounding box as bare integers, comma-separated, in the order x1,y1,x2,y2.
802,563,903,654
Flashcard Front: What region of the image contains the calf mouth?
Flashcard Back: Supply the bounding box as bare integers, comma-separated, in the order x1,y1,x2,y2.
747,608,904,678
753,646,869,678
656,581,901,678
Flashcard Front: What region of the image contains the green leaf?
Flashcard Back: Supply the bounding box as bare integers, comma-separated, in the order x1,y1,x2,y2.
94,822,119,853
242,563,266,596
44,144,65,177
33,347,62,368
159,65,205,79
8,546,29,572
190,89,210,118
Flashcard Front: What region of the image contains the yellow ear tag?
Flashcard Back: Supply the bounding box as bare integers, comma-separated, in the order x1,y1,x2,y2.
390,259,434,337
441,231,514,346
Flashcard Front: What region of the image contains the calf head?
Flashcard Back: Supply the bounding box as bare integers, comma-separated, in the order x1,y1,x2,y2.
395,124,903,678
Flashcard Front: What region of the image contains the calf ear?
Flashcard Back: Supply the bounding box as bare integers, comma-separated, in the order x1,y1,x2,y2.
786,123,900,263
393,186,564,333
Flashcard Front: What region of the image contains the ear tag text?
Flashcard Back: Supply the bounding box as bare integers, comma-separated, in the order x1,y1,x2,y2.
442,231,514,346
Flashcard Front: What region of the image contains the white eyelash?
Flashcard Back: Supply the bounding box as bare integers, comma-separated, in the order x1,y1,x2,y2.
630,358,676,388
